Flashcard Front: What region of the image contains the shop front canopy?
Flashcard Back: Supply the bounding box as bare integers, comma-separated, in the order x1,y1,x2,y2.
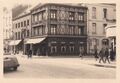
25,38,45,44
9,40,21,45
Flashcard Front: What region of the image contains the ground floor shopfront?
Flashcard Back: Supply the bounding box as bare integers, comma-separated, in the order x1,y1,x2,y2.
24,37,87,56
87,36,109,54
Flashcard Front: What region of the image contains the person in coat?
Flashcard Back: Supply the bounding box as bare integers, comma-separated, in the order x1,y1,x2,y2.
99,48,105,63
104,48,110,63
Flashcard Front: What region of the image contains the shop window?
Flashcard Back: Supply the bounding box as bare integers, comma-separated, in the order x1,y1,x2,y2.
69,46,74,53
50,46,57,53
61,46,66,53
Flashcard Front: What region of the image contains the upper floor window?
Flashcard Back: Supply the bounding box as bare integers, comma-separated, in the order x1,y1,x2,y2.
21,22,23,27
103,8,107,19
78,26,84,35
103,24,107,34
27,30,29,37
92,7,96,19
39,13,42,21
16,23,17,28
24,21,26,27
78,13,84,21
92,23,96,34
50,10,57,20
27,20,29,26
34,15,38,22
69,25,74,35
69,11,75,21
18,23,20,28
50,25,57,34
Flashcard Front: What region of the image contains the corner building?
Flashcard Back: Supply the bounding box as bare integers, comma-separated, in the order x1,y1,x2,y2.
26,3,87,56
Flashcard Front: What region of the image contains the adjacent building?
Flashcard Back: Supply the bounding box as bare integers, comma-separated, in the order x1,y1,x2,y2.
11,7,31,54
80,4,116,54
24,3,87,56
3,7,12,54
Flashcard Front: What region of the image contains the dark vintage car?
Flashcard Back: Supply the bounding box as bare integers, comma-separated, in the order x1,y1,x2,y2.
4,55,20,71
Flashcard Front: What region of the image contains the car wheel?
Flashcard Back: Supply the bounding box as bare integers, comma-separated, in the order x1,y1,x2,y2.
13,67,17,71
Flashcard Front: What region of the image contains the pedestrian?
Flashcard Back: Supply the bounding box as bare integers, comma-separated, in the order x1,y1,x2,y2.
104,48,110,63
37,48,40,56
28,49,32,58
98,48,105,63
110,49,114,61
79,47,84,59
94,49,98,61
29,49,32,58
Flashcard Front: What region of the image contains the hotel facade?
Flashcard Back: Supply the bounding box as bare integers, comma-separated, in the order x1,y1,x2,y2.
24,3,87,56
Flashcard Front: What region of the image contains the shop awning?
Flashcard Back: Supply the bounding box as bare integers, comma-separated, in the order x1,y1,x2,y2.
9,40,21,45
25,38,45,44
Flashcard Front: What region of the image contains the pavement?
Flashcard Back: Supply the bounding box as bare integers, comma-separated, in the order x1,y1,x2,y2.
16,54,116,69
4,54,116,78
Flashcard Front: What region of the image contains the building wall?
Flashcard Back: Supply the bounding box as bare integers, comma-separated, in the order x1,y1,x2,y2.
84,4,116,54
13,14,31,40
3,7,12,54
30,4,87,56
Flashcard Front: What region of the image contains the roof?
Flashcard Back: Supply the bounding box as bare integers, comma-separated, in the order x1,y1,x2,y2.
31,3,88,11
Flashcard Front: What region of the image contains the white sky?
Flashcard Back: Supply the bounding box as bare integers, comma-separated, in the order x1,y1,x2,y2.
1,0,116,9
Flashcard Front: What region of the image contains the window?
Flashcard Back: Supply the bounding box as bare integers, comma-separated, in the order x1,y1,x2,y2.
39,13,42,21
69,26,74,35
15,32,17,40
92,23,96,34
69,12,75,21
51,46,57,53
16,23,17,28
27,20,29,26
69,46,75,53
78,27,81,35
103,8,107,19
78,13,84,21
34,15,38,22
24,21,26,27
60,25,65,34
78,26,84,35
21,22,23,27
18,32,20,40
50,25,57,34
27,30,29,37
61,46,66,53
50,10,57,20
39,26,43,35
92,7,96,19
103,24,107,34
18,23,20,28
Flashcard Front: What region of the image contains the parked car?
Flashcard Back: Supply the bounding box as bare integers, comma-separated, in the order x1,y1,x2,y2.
4,55,20,71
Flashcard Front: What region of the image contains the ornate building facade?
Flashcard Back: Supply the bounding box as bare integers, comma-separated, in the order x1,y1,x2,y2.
24,3,87,56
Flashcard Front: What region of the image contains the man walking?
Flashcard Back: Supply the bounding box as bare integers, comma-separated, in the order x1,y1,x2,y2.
28,49,32,58
99,48,105,63
104,48,110,63
94,48,98,61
